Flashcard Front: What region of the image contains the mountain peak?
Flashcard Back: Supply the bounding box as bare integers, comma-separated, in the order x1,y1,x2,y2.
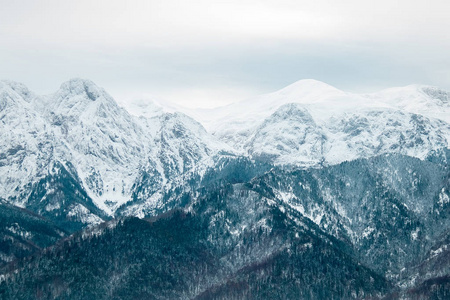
276,79,343,96
45,78,124,123
270,103,314,122
0,80,34,103
58,78,103,101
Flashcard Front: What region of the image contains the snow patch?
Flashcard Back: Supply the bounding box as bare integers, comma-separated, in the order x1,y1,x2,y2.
67,204,103,226
362,227,375,239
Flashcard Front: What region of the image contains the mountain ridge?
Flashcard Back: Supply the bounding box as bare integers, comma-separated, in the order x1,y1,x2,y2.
2,78,450,223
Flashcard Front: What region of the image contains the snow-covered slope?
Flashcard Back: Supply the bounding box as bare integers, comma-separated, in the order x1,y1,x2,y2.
369,84,450,123
324,108,450,164
0,81,50,206
39,79,148,212
117,111,235,217
247,103,325,166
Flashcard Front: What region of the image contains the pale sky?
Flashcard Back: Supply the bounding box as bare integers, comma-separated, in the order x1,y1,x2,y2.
1,0,450,108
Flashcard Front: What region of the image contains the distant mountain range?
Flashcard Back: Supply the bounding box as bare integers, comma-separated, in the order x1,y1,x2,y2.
1,79,450,299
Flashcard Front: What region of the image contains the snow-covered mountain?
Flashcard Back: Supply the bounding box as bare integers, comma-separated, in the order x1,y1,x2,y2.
1,78,450,226
185,79,450,165
0,79,232,226
0,81,53,205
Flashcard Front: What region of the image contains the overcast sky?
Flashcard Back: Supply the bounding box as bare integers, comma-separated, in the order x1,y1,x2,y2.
1,0,449,108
